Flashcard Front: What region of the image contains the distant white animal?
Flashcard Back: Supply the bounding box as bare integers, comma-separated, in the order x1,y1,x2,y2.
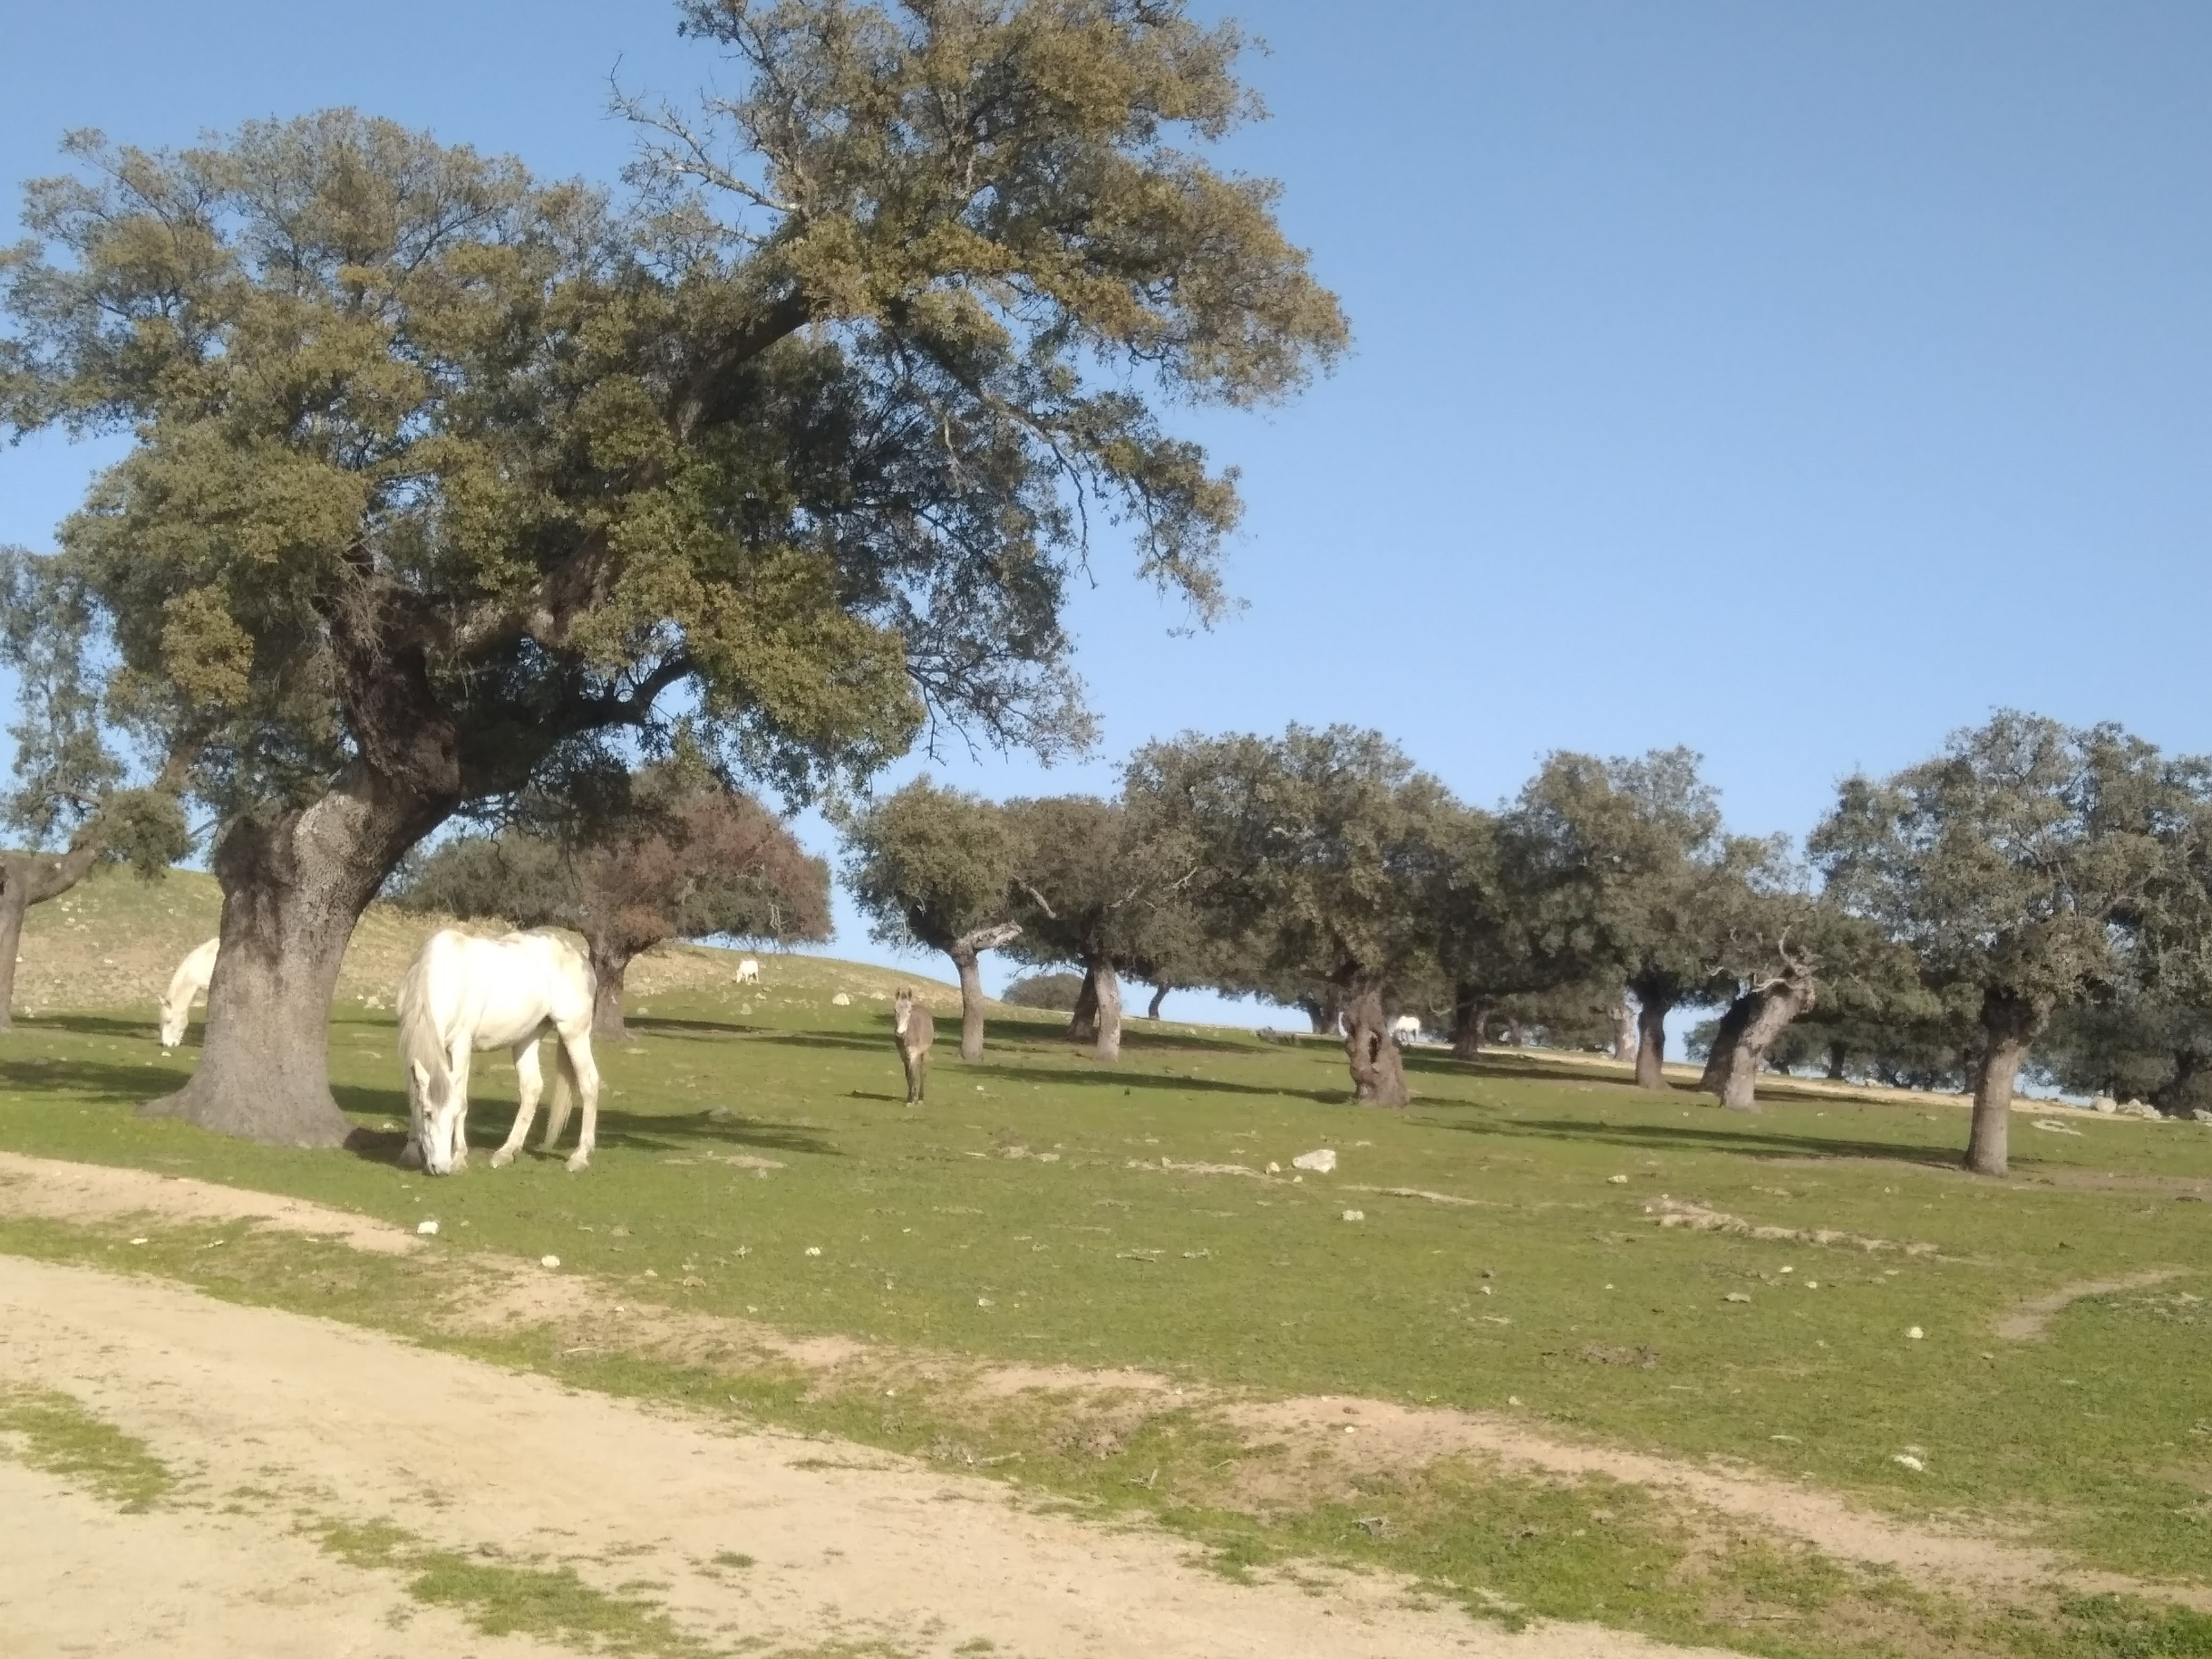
735,958,761,985
1389,1014,1423,1042
157,937,221,1049
397,929,601,1177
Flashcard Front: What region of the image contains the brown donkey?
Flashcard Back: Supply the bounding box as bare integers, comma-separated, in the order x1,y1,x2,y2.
892,989,935,1104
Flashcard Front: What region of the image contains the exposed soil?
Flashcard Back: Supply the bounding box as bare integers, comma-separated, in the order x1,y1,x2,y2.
1991,1267,2190,1342
0,1253,1738,1659
5,1149,2209,1631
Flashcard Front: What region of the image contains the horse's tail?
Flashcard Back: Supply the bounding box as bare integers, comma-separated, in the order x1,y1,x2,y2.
396,941,451,1115
542,1037,580,1150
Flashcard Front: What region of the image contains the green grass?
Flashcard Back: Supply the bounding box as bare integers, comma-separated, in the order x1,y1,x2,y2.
3,972,2211,1656
316,1518,722,1657
0,1381,179,1511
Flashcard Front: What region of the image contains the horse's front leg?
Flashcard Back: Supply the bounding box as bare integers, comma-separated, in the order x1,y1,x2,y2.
492,1039,543,1168
562,1031,602,1174
445,1041,474,1172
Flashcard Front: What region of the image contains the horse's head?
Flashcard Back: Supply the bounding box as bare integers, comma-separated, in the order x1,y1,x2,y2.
413,1060,463,1176
157,1000,187,1050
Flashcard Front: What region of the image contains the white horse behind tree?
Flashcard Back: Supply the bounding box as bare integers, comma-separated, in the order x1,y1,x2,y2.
158,937,221,1049
397,929,601,1177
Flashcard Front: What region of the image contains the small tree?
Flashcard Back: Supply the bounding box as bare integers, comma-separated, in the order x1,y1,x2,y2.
1001,794,1193,1063
1127,726,1449,1105
841,777,1019,1061
1811,713,2179,1175
399,769,829,1038
0,547,190,1027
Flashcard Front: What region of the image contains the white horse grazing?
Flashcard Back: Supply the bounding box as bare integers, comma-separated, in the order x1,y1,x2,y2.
396,929,601,1177
735,957,761,984
158,937,221,1049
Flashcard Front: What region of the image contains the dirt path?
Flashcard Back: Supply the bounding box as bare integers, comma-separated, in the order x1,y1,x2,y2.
4,1151,2207,1626
1991,1267,2188,1342
0,1254,1740,1659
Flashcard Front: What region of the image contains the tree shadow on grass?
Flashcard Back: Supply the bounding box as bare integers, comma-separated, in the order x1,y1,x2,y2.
1431,1111,1972,1170
955,1059,1340,1105
11,1013,165,1043
336,1101,843,1168
622,1015,765,1042
0,1054,190,1104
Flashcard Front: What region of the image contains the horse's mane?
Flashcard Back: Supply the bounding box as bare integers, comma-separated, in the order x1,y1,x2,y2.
397,941,451,1111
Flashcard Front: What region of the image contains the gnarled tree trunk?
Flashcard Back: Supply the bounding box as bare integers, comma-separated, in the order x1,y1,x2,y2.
1632,995,1671,1090
1088,957,1124,1062
1449,983,1489,1061
1966,988,2045,1177
945,922,1019,1062
1698,967,1817,1111
1299,985,1344,1036
1146,983,1168,1020
1343,984,1409,1107
1068,968,1099,1044
144,765,450,1146
1608,999,1637,1065
0,844,103,1032
1825,1040,1848,1081
588,943,636,1042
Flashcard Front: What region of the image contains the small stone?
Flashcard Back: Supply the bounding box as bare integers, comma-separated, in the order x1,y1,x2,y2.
416,1219,440,1236
1607,1174,1628,1185
129,1237,148,1246
1725,1292,1752,1303
1342,1209,1365,1222
1907,1326,1924,1340
805,1246,823,1257
1266,1161,1281,1174
540,1254,560,1269
832,992,852,1006
1507,1395,1523,1406
977,1296,994,1308
1893,1453,1926,1472
1292,1149,1338,1174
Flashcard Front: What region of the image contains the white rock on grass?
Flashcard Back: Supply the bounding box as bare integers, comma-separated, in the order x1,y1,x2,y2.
1893,1453,1926,1472
1292,1148,1338,1174
1342,1209,1365,1222
1907,1326,1925,1340
831,992,852,1006
415,1219,439,1236
539,1254,560,1269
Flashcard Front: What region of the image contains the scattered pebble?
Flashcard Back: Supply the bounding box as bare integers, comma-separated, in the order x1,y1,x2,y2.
1607,1174,1628,1185
1507,1395,1523,1407
1342,1209,1365,1222
1907,1326,1924,1340
416,1219,440,1236
977,1296,994,1308
1266,1161,1281,1175
805,1246,823,1257
1293,1149,1338,1174
1725,1292,1752,1303
540,1255,560,1269
129,1237,148,1246
1893,1453,1926,1472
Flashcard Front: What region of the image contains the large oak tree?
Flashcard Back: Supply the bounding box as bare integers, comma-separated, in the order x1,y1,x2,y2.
0,2,1344,1143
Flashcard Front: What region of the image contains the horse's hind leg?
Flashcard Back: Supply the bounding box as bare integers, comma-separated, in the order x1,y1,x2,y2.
559,1028,602,1173
445,1040,474,1171
492,1039,543,1168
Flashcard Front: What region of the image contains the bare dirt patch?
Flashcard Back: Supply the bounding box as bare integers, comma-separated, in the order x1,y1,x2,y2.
5,1151,2207,1619
0,1254,1738,1659
1992,1267,2191,1342
1643,1195,1943,1256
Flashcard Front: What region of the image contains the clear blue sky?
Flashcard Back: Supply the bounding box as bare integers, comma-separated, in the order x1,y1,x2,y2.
5,3,2210,1021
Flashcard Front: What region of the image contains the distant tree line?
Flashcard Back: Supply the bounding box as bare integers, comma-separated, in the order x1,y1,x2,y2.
840,713,2212,1177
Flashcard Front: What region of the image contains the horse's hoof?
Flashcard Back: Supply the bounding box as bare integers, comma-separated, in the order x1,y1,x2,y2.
564,1152,590,1173
489,1149,513,1169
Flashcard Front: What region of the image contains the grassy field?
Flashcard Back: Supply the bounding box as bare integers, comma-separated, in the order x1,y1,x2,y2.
3,881,2211,1657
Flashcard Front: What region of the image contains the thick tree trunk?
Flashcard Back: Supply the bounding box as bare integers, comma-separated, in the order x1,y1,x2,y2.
1343,984,1410,1107
1449,984,1489,1061
1146,983,1168,1020
0,844,102,1032
1825,1040,1848,1081
1089,957,1124,1063
1966,989,2044,1177
1300,985,1344,1036
1698,970,1816,1111
589,944,634,1042
1505,1019,1526,1049
143,767,448,1146
1068,968,1100,1044
1608,1000,1637,1065
945,923,1017,1063
1633,995,1671,1090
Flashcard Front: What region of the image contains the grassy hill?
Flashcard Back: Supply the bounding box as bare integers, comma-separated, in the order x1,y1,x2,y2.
13,864,965,1024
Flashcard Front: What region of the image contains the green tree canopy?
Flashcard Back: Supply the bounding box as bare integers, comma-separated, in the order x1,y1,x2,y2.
1,2,1343,1142
1810,711,2189,1174
840,774,1020,1058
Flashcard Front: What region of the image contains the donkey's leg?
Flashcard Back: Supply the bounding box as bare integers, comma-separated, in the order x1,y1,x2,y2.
492,1038,543,1168
561,1029,603,1173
